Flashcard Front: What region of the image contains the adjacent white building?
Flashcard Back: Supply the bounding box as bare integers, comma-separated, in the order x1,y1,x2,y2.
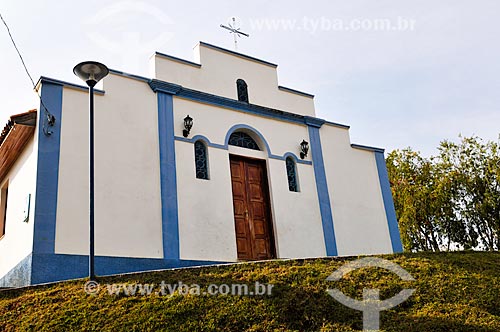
0,42,402,287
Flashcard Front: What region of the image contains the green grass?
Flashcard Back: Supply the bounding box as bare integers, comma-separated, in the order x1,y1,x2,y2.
1,251,500,331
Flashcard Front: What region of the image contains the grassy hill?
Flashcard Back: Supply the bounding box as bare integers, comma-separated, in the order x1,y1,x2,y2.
1,251,499,331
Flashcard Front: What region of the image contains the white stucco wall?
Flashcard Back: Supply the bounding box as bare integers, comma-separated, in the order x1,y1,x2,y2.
176,142,238,261
55,74,163,258
266,158,326,258
173,97,326,261
0,137,37,279
320,124,393,256
152,42,316,117
50,46,395,262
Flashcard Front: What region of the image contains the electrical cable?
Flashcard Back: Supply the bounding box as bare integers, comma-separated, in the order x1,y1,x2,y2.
0,12,55,135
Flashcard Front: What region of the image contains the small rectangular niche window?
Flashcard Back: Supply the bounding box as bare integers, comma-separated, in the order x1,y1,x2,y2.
0,183,9,238
286,157,299,192
23,193,31,223
194,140,209,180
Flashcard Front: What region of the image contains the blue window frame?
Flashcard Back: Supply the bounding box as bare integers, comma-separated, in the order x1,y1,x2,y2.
194,141,209,180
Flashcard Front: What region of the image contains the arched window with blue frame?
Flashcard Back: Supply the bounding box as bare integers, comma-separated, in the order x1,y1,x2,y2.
194,140,209,180
286,156,299,192
228,132,260,151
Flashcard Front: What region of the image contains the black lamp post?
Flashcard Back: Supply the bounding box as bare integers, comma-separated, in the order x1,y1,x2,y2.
73,61,109,281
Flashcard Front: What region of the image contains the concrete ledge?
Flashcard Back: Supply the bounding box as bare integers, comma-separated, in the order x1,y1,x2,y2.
0,254,32,288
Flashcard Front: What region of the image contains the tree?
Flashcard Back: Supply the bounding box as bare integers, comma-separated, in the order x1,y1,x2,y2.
443,136,500,250
386,149,441,251
387,135,500,252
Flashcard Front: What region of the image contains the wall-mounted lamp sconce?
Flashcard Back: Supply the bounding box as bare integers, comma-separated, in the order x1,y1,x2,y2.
183,115,193,137
300,139,309,159
46,112,56,127
42,110,56,136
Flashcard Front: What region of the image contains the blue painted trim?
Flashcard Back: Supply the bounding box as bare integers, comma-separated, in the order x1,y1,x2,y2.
352,143,385,153
32,82,63,254
224,124,272,154
283,152,305,164
148,80,348,131
199,41,278,68
151,78,355,129
174,135,312,165
324,121,351,129
304,116,326,128
161,41,281,69
30,253,226,285
150,80,183,95
278,85,314,98
307,125,338,256
223,124,313,165
155,51,201,68
157,92,180,259
375,152,403,253
37,78,352,134
108,68,150,83
150,79,306,125
175,135,227,150
37,77,104,95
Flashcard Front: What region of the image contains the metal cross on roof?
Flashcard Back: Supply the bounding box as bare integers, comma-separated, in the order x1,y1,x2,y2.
220,17,249,51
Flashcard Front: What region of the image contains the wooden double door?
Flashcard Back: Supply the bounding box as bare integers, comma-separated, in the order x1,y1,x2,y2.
230,155,276,261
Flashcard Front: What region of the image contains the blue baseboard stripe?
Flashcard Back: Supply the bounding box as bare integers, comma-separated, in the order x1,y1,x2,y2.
375,151,403,253
30,253,225,285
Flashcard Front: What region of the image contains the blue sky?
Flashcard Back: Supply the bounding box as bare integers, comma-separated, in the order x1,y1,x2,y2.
1,0,499,156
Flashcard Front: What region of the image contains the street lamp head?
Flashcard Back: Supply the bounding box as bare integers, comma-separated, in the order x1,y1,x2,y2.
73,61,109,87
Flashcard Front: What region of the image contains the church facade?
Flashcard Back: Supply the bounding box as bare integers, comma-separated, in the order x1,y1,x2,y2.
0,42,402,287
